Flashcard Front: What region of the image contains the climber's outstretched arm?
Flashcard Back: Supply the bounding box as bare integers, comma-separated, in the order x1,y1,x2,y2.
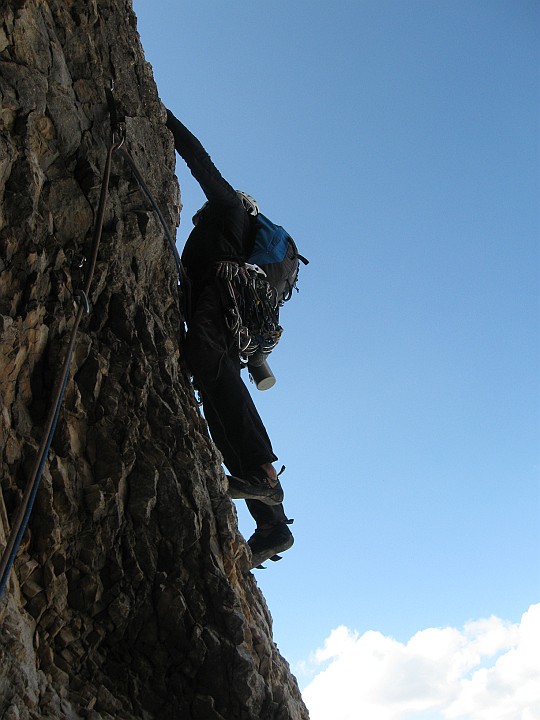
166,109,240,208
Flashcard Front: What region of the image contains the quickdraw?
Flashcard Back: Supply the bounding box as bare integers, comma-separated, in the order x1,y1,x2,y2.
218,263,283,365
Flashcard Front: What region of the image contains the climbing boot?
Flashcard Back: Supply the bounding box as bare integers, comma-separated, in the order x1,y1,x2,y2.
248,522,294,569
226,468,284,506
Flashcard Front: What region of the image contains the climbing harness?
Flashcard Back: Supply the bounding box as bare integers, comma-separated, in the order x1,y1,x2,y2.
0,84,187,601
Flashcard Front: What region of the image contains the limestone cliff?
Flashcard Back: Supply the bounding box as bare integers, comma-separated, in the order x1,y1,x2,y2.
0,1,309,718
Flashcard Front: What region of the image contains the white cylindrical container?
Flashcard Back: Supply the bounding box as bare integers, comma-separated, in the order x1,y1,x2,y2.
248,359,276,391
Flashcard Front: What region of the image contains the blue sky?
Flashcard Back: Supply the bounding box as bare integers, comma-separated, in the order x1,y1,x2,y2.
133,2,539,716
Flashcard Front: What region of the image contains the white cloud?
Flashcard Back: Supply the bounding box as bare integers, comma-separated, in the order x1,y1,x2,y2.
301,604,540,720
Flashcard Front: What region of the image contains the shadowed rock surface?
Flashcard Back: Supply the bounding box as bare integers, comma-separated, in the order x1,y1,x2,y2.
0,1,309,717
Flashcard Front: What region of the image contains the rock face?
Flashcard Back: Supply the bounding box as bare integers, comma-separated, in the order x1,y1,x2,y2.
0,1,309,718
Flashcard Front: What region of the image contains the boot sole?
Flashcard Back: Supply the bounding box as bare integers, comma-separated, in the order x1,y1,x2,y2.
226,475,284,505
250,533,294,569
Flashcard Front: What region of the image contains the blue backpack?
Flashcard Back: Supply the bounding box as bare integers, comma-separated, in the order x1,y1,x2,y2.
248,213,308,304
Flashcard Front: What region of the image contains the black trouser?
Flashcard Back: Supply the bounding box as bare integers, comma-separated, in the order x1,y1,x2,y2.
185,281,288,527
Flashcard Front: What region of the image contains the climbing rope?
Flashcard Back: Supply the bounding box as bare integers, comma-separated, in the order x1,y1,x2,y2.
0,87,187,601
117,145,191,322
0,127,121,599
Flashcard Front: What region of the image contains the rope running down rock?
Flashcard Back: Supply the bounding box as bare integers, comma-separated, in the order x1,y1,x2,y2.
0,91,186,602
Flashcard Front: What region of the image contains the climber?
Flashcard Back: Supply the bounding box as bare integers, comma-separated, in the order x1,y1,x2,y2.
165,109,302,569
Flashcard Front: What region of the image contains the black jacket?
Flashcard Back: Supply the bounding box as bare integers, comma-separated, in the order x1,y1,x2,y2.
166,110,255,290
